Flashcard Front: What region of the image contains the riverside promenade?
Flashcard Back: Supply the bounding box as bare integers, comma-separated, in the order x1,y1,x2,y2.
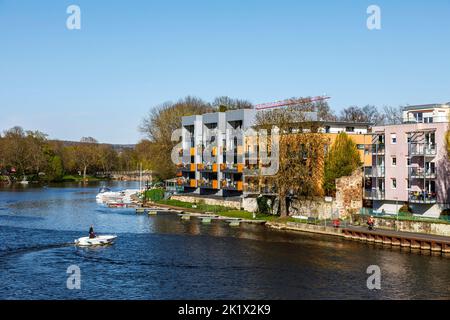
141,202,450,254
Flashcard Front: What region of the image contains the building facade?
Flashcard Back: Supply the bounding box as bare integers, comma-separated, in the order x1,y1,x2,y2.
177,108,372,197
364,103,450,217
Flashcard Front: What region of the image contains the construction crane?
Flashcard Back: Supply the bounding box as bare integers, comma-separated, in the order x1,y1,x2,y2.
254,95,331,111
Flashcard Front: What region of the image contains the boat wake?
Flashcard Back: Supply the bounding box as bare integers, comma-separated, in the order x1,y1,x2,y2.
0,243,74,259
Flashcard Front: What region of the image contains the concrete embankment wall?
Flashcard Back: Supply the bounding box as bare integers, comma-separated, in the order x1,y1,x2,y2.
372,217,450,237
171,195,241,210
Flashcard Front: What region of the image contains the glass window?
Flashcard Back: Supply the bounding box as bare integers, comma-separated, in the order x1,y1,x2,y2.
391,178,397,189
392,157,397,166
391,134,397,144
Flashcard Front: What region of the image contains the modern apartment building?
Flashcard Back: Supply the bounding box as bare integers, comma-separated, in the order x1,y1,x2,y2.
364,103,450,217
177,108,372,197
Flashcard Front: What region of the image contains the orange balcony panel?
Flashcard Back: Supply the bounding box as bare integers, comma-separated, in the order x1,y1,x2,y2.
237,181,243,191
220,163,227,171
212,163,218,172
212,180,218,189
189,164,196,171
237,164,244,173
176,171,182,177
177,178,183,186
197,163,204,171
212,147,217,157
190,147,196,156
190,180,197,188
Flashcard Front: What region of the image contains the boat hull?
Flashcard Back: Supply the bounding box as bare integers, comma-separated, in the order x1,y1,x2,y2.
74,235,117,247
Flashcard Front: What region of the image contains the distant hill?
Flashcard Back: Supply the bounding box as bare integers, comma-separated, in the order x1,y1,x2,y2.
50,140,136,151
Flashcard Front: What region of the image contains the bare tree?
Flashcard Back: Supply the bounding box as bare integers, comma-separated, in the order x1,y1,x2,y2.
382,105,403,124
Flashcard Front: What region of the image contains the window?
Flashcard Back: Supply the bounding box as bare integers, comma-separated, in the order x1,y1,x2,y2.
392,157,397,166
357,144,365,150
391,178,397,189
391,134,397,144
346,127,355,132
406,179,411,189
407,157,411,166
414,112,423,123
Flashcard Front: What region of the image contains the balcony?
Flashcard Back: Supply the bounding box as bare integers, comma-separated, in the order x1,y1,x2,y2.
198,163,218,172
409,143,436,157
261,185,278,195
244,183,260,194
363,189,385,200
364,166,385,177
408,191,437,204
371,144,385,155
221,163,244,173
221,180,243,191
409,167,437,179
198,179,219,189
178,163,196,172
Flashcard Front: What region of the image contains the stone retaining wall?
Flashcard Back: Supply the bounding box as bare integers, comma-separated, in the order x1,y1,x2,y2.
171,195,241,210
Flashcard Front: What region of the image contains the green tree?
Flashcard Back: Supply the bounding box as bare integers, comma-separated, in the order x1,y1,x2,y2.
323,132,362,196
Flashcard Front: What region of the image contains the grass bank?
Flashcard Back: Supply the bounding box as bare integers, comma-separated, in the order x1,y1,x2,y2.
61,175,103,182
154,199,305,223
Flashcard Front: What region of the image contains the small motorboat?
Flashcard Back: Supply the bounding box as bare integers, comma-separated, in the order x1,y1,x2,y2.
74,235,117,247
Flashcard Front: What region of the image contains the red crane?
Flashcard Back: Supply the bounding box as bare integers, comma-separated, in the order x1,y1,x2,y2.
255,95,331,110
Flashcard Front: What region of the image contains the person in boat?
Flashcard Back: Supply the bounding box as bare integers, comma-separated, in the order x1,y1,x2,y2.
89,225,96,239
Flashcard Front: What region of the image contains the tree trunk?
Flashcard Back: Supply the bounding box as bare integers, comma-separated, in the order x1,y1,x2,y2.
83,165,87,182
279,189,287,217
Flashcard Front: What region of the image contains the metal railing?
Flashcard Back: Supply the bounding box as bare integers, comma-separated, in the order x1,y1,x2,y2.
371,144,385,154
409,143,436,156
408,191,437,204
363,189,385,200
364,166,385,177
409,167,437,179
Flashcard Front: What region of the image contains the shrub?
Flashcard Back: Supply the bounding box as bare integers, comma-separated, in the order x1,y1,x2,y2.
257,196,271,215
146,189,164,202
398,203,413,214
441,208,450,216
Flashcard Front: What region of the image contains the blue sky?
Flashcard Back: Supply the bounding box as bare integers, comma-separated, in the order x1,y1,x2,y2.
1,0,449,144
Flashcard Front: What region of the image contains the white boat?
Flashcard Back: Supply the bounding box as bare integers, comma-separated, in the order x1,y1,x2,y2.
74,235,117,247
96,189,140,205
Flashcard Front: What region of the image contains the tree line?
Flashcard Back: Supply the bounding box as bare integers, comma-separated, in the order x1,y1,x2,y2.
0,126,143,182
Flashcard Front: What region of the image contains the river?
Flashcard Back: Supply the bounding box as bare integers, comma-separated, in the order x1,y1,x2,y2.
0,181,449,299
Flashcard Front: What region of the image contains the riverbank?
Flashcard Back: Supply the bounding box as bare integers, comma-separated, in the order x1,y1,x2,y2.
144,199,450,255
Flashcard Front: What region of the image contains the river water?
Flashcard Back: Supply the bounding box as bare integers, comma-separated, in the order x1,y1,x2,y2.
0,181,448,300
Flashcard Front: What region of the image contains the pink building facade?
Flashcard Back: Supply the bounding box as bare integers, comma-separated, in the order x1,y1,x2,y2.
364,103,450,217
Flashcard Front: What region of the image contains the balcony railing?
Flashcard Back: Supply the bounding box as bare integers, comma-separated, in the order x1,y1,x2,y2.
198,179,219,189
178,163,196,172
364,166,385,177
409,143,436,157
261,185,278,195
409,167,437,179
363,189,385,200
244,184,260,194
198,163,218,172
371,144,385,154
408,191,437,204
221,180,243,191
221,163,244,173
